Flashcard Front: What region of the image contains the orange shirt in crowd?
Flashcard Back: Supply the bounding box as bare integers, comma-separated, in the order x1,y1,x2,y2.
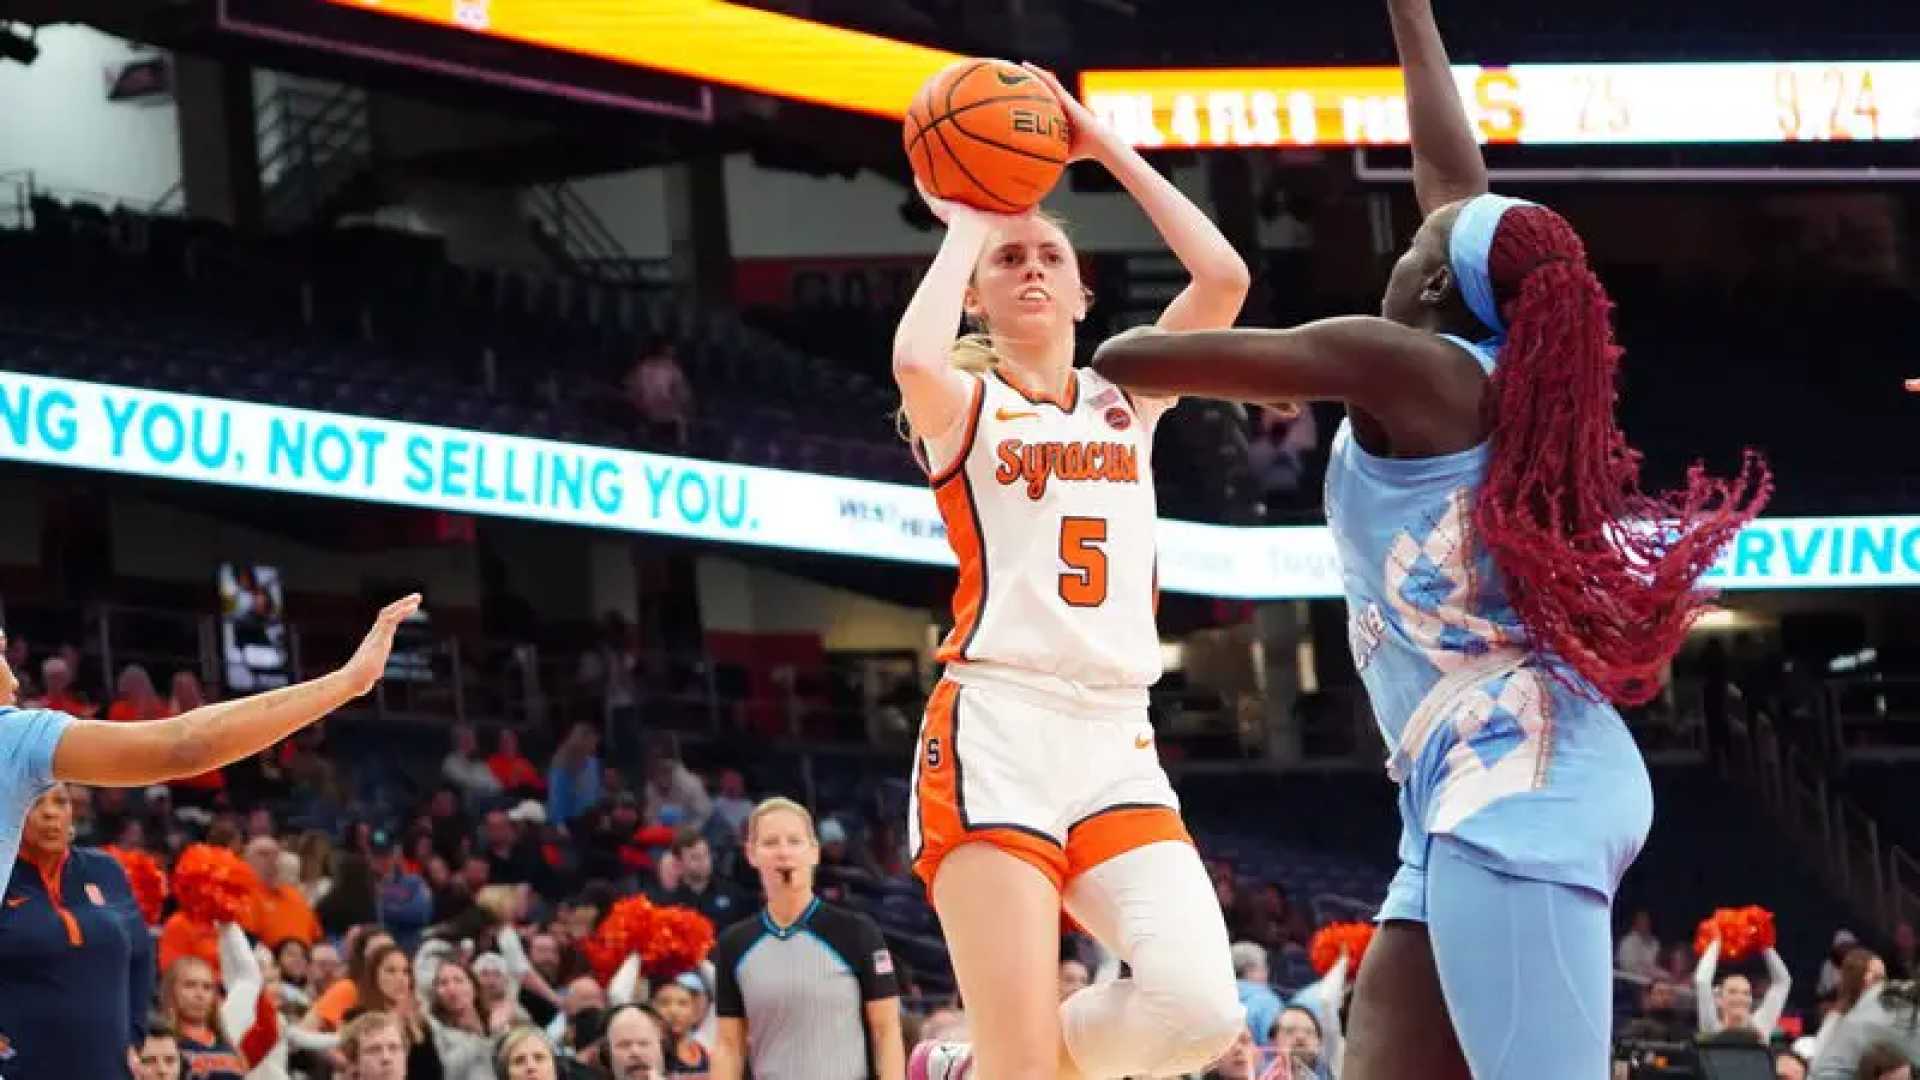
246,884,321,948
488,752,545,793
309,979,359,1031
43,691,97,719
107,698,168,724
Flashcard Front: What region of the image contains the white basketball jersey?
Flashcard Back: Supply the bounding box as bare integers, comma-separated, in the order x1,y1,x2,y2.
926,367,1165,692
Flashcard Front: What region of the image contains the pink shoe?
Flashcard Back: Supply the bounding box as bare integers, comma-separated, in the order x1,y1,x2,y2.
908,1041,975,1080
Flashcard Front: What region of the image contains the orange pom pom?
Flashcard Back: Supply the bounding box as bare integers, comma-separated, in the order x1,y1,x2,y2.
645,906,716,982
172,844,260,924
1693,905,1777,961
105,845,167,925
582,896,717,984
1308,922,1376,976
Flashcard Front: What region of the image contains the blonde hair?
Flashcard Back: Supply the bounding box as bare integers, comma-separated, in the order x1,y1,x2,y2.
341,1010,404,1062
474,884,520,925
495,1025,558,1073
897,208,1079,442
745,796,816,846
159,956,218,1029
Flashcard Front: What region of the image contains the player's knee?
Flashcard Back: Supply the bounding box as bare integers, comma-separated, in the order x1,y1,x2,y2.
1132,943,1243,1071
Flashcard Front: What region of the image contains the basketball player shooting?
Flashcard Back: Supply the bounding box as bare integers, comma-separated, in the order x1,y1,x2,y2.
896,61,1252,1080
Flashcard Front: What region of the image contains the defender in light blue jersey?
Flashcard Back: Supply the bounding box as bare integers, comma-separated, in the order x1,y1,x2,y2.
1091,1,1769,1074
0,595,419,900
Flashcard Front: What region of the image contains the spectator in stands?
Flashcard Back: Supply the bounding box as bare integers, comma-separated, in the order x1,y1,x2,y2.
1059,959,1091,1001
1812,949,1890,1059
1621,978,1689,1042
496,1025,563,1080
491,729,546,796
1810,981,1920,1078
243,833,321,948
813,816,863,901
659,827,750,928
36,654,97,716
651,974,713,1074
1853,1042,1912,1080
1617,909,1663,980
1777,1050,1809,1080
341,1010,411,1080
372,832,433,949
1276,1005,1334,1080
138,1022,184,1080
0,783,156,1078
304,928,397,1034
109,664,169,723
712,768,753,838
1825,931,1865,998
296,830,334,906
1893,923,1919,981
1231,941,1283,1048
423,957,499,1078
1697,930,1792,1039
644,736,713,832
549,723,605,828
626,338,695,449
310,940,345,997
602,1003,671,1080
443,724,503,802
712,797,903,1080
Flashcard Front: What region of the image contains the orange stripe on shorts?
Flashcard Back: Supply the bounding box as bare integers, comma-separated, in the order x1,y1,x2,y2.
912,681,1067,894
1065,803,1192,881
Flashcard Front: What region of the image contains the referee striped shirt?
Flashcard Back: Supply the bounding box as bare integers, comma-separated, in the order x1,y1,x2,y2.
713,897,898,1080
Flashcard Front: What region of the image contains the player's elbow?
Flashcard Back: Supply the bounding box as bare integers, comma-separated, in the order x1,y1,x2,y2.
1193,256,1251,301
891,347,948,385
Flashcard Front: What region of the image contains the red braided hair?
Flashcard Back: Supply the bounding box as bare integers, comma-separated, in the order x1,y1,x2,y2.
1472,205,1771,705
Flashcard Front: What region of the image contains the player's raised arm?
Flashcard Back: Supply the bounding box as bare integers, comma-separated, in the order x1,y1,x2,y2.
1019,65,1249,334
1389,0,1488,213
51,594,420,786
890,186,1009,443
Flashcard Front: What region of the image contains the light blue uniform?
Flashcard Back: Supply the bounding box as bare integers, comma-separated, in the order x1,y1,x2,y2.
1324,334,1652,1078
0,706,74,897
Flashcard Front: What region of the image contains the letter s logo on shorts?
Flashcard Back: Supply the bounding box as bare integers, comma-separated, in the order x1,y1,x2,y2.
924,737,942,770
873,949,894,975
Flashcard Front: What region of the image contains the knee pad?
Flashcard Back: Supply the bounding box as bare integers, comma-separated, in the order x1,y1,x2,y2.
1126,934,1245,1074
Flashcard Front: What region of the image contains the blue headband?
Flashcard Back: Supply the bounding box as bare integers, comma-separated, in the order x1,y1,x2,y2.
1447,194,1535,339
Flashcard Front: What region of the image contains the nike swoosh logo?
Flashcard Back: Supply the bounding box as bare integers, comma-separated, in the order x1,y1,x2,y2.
995,408,1038,422
996,71,1031,87
5,897,25,908
1134,734,1153,750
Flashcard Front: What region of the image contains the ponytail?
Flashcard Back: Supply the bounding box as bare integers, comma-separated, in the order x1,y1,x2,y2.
1471,205,1771,705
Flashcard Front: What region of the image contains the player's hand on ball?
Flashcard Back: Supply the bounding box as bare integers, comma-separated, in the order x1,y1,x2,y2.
916,179,1029,229
1020,62,1108,162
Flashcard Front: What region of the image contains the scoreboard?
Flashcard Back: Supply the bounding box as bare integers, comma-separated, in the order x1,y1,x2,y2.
1080,63,1920,149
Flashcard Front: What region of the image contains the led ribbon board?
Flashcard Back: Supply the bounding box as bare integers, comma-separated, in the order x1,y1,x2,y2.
1079,63,1920,148
320,0,961,117
0,370,1911,597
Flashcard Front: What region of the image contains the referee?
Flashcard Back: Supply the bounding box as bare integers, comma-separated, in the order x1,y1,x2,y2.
712,798,904,1080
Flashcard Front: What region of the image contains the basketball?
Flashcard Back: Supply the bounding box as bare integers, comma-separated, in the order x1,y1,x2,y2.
903,58,1070,213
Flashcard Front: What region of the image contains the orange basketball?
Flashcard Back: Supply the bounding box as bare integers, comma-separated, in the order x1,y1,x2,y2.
904,58,1070,213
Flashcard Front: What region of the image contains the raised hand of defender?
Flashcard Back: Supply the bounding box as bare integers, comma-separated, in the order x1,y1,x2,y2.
339,593,423,697
1019,62,1109,163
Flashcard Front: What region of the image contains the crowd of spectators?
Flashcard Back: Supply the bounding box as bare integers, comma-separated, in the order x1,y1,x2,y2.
1609,909,1920,1078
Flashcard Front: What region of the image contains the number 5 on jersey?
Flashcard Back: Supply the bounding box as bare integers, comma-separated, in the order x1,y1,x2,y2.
1058,516,1109,607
